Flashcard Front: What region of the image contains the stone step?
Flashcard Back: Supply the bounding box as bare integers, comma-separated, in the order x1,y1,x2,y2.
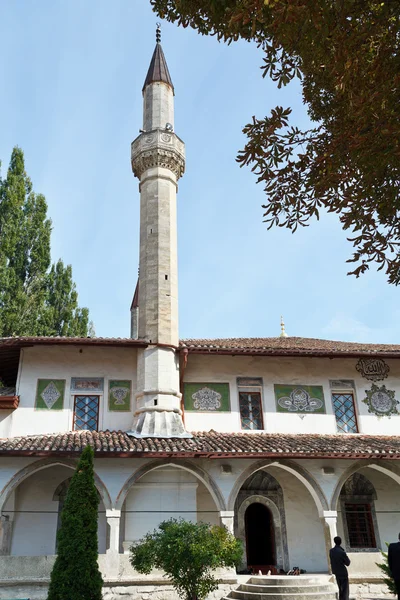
248,577,333,586
240,584,336,594
227,593,336,600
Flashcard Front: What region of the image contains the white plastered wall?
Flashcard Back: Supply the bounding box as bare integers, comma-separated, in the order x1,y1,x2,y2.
197,480,219,526
3,465,106,556
266,466,328,572
6,345,138,437
123,467,198,549
183,354,400,435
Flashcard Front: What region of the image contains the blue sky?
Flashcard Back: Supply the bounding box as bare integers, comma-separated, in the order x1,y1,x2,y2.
0,1,398,343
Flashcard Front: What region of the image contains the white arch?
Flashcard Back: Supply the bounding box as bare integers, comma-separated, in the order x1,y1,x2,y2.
115,458,226,511
228,459,329,516
0,457,112,513
330,460,400,510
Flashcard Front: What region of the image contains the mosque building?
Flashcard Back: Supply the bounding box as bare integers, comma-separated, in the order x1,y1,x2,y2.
1,26,400,600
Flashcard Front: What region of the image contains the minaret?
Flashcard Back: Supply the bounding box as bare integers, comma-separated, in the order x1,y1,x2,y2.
128,26,190,438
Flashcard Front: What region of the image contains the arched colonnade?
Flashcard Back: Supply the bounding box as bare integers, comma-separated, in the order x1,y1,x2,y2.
1,456,400,570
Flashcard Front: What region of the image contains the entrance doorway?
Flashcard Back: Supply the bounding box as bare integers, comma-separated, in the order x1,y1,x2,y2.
245,502,275,573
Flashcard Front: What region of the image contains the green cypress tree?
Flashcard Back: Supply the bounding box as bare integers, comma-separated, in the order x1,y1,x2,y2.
0,146,92,337
0,147,51,335
47,446,103,600
42,259,92,337
376,543,396,595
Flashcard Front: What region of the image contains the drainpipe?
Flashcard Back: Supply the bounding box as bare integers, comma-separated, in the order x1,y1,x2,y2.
179,347,189,425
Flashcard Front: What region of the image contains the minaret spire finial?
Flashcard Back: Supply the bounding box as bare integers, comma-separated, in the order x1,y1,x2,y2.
156,22,161,44
280,315,288,338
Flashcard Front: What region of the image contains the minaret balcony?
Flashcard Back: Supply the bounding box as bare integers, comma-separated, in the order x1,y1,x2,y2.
131,129,185,180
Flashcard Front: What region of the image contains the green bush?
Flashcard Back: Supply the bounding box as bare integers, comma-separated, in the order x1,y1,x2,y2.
376,543,396,595
130,518,243,600
47,445,103,600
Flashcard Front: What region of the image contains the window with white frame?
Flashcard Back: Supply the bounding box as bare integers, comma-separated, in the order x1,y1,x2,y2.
73,395,100,431
237,378,264,430
71,378,103,431
330,380,358,433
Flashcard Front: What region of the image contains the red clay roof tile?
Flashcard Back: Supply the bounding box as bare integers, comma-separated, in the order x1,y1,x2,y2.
0,431,399,458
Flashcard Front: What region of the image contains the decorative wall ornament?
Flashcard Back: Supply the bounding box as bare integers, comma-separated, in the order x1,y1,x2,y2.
275,385,326,414
131,148,185,179
131,130,185,179
108,380,131,412
35,379,65,410
341,473,376,498
192,387,221,411
356,358,389,381
71,378,104,392
184,383,230,412
362,384,398,416
161,133,172,143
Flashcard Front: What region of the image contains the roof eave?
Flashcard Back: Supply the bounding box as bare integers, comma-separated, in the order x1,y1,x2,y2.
0,396,19,410
184,347,400,359
0,449,398,459
0,338,149,349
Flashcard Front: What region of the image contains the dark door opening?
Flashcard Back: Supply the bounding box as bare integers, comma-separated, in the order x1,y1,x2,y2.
245,502,275,572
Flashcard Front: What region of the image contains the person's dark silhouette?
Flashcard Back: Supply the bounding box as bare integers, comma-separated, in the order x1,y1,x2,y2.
329,536,351,600
388,533,400,600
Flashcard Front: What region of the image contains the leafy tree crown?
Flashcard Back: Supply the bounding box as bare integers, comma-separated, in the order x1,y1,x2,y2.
152,0,400,284
130,518,243,600
0,147,93,341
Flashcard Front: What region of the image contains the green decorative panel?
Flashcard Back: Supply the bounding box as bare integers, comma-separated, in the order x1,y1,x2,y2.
108,380,132,412
35,379,65,410
362,384,398,417
275,384,326,414
184,383,230,412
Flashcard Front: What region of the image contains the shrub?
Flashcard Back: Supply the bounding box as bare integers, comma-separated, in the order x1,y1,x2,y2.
376,543,396,595
130,518,243,600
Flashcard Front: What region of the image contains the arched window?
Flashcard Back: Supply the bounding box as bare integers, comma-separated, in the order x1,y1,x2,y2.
340,473,379,550
53,478,72,551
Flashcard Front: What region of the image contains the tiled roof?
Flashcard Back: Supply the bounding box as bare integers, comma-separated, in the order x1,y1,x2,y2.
0,336,147,348
0,337,148,387
181,337,400,357
2,335,400,356
0,431,399,458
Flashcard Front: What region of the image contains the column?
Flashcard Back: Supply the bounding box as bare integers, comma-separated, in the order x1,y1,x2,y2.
323,510,338,545
0,515,13,556
219,511,235,534
106,509,121,555
322,510,338,574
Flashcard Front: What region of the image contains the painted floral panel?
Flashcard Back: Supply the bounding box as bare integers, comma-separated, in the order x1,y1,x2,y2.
275,384,326,414
184,383,230,412
35,379,66,410
108,380,132,412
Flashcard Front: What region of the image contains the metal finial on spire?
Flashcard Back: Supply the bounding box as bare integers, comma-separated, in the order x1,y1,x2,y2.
280,315,288,338
156,23,161,43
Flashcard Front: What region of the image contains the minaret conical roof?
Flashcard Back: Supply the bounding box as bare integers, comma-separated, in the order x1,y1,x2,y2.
142,42,174,92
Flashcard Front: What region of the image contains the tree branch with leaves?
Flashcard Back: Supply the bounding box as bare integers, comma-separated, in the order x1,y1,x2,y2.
152,0,400,284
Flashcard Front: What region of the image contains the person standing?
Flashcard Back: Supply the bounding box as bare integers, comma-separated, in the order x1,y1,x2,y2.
388,533,400,600
329,536,351,600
